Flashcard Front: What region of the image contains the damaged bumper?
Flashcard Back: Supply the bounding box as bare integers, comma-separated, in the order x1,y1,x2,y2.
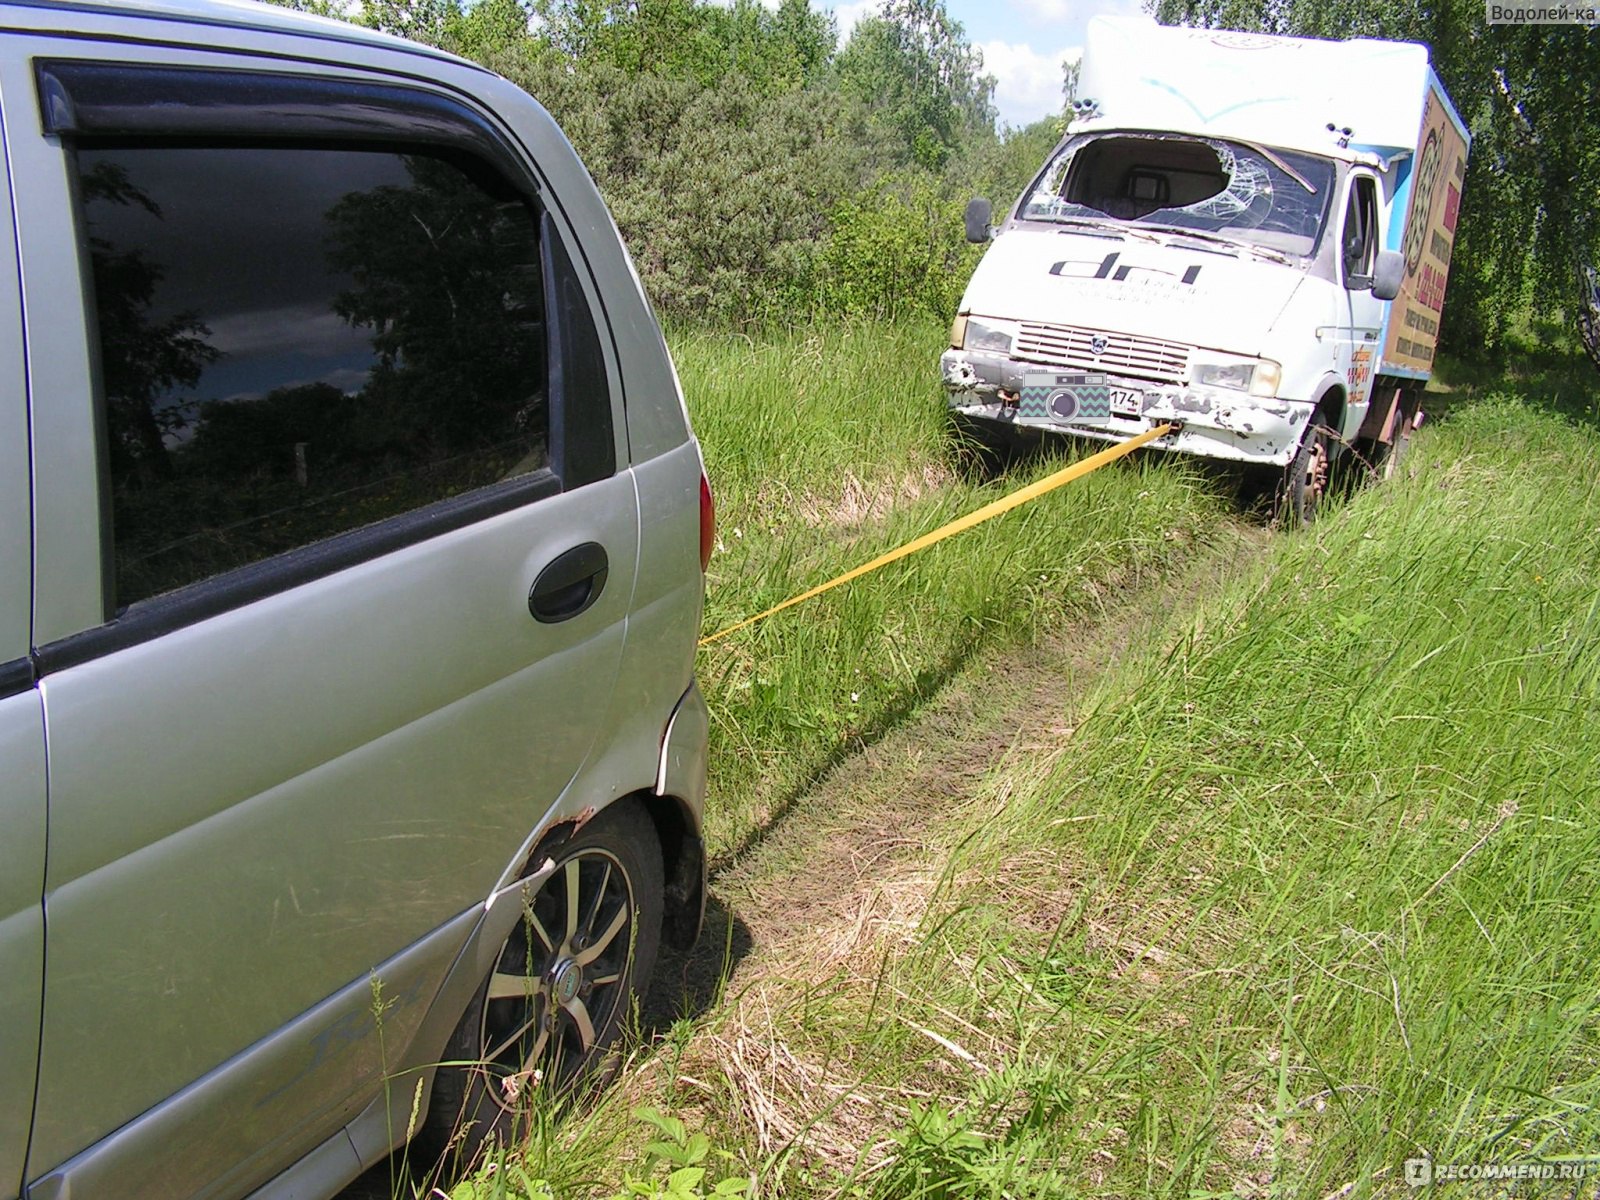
942,349,1311,467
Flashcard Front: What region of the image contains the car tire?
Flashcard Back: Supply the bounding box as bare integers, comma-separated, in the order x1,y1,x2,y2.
418,799,663,1166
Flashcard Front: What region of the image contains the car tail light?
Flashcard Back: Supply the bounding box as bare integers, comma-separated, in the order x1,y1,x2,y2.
699,473,715,572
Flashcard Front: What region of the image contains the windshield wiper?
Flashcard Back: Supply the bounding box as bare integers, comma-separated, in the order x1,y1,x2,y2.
1141,224,1293,264
1042,215,1129,236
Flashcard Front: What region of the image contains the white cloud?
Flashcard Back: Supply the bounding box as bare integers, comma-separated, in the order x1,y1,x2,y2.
1003,0,1145,27
1006,0,1072,22
832,0,877,39
204,304,360,359
979,40,1078,128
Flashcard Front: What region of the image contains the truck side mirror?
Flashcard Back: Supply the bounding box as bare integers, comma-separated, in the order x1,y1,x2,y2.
1372,250,1404,302
964,197,993,244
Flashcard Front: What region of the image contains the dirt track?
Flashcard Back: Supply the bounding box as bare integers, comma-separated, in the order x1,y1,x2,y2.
339,518,1267,1198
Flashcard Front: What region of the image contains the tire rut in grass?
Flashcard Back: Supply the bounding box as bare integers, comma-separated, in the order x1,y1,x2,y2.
643,519,1268,1038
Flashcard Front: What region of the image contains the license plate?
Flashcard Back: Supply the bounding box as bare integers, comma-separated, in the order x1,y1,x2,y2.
1109,386,1142,416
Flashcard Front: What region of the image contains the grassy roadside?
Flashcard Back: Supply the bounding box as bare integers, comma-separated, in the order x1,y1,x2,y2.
454,335,1600,1200
677,321,1226,860
717,391,1598,1198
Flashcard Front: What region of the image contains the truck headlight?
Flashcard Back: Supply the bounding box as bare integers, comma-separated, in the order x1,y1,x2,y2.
1191,356,1281,398
962,317,1018,356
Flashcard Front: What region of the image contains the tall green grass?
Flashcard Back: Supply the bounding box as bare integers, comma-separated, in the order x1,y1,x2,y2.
469,334,1599,1200
847,394,1600,1196
677,321,1225,857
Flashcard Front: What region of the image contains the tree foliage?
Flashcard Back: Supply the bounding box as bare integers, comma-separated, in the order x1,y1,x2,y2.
257,0,1056,327
81,162,219,484
325,155,546,454
836,0,997,170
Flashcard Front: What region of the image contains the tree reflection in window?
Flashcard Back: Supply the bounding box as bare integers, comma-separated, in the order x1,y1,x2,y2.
82,161,219,488
77,146,548,607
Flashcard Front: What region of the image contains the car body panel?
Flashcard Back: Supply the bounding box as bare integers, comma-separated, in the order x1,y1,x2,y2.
0,694,45,1200
24,906,481,1200
0,75,44,1200
30,475,639,1182
0,5,706,1197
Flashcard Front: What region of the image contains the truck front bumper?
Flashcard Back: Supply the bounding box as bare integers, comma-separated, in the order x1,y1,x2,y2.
942,350,1312,468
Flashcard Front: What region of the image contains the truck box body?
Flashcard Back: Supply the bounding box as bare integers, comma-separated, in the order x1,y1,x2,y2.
942,16,1470,473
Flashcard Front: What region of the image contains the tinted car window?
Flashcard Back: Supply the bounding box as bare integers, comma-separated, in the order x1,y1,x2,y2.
75,144,548,607
546,223,615,491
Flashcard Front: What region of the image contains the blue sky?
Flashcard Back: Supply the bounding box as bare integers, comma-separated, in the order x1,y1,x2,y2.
818,0,1149,129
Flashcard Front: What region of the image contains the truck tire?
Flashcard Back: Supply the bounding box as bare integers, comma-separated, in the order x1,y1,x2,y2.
1274,413,1334,529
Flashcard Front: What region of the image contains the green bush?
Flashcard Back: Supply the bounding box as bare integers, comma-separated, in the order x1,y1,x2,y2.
813,174,982,322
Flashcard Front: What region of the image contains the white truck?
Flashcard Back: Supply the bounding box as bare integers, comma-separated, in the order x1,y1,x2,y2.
942,16,1471,522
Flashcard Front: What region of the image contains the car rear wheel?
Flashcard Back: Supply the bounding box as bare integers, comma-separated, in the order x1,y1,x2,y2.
420,800,662,1165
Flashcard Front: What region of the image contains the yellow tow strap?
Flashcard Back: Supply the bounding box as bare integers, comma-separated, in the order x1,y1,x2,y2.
699,422,1177,647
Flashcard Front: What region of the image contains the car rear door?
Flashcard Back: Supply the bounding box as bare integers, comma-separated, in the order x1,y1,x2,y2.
0,58,46,1200
6,29,637,1199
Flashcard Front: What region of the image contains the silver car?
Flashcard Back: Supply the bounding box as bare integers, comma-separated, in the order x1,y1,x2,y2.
0,2,711,1196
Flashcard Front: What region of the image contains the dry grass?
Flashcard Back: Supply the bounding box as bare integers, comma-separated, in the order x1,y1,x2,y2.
794,464,953,531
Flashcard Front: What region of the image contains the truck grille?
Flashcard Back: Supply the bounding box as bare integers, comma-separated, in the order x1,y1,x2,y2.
1014,323,1191,385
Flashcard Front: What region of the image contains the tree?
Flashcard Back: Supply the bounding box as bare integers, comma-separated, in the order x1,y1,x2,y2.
325,156,545,457
836,0,996,170
445,0,534,61
527,0,832,91
1061,53,1080,112
81,162,219,484
359,0,462,43
259,0,352,16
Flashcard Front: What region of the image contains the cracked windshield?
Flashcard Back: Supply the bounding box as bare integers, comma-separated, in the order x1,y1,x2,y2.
1023,133,1336,257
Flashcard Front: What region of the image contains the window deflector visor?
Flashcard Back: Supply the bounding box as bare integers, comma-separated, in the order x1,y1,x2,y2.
34,59,535,192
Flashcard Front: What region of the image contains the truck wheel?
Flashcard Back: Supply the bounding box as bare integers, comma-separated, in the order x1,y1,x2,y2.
1274,414,1334,529
418,800,663,1167
1377,421,1411,481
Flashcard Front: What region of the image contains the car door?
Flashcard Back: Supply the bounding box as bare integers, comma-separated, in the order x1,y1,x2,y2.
0,82,46,1200
8,40,637,1199
1335,170,1385,439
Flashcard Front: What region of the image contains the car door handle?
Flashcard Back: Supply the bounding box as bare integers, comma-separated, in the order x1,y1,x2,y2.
528,542,609,623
